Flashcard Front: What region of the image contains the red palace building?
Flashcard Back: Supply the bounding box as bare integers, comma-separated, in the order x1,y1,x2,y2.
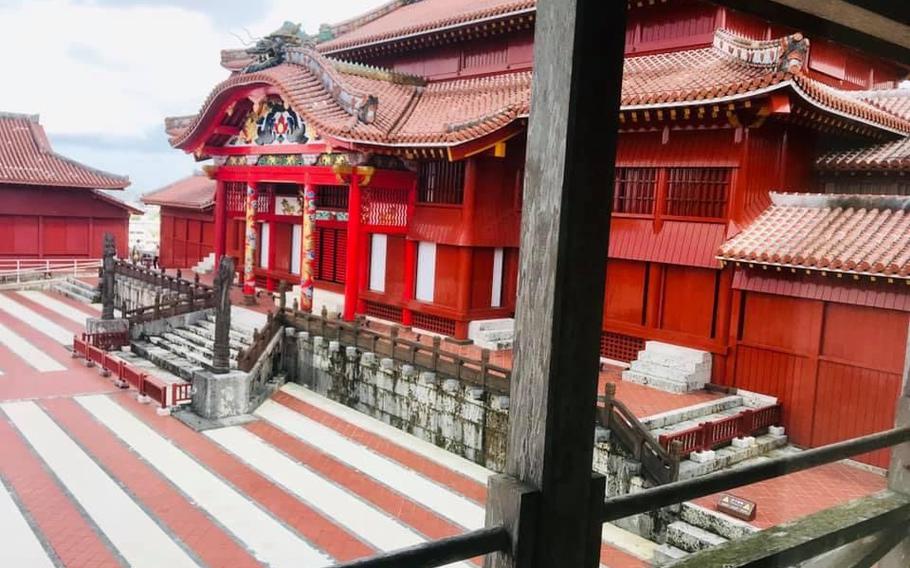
158,0,910,466
0,112,135,259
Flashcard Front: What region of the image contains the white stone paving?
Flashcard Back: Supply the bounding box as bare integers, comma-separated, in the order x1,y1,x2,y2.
0,323,65,372
1,401,198,568
0,293,73,344
76,394,332,568
207,426,471,568
0,476,55,568
17,290,92,325
281,383,493,484
256,399,486,530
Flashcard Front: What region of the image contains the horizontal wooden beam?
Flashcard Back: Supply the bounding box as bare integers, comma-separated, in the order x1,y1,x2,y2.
667,490,910,568
602,425,910,522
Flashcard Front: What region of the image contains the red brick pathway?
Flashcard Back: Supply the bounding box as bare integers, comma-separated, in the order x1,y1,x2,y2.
694,461,887,529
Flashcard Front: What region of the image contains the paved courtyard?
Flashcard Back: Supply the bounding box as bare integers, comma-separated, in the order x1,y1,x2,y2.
0,288,887,567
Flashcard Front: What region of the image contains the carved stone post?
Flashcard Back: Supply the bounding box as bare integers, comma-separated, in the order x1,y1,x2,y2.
101,233,116,320
212,256,234,374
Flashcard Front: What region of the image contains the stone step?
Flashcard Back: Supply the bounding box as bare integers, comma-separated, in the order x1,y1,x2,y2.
644,341,711,365
641,396,745,430
621,370,707,394
469,318,514,333
652,544,688,566
677,433,790,480
147,334,237,371
666,520,728,553
161,331,239,364
193,319,253,346
53,281,98,303
636,350,710,375
650,406,752,438
679,502,759,541
169,327,241,357
180,322,249,350
476,329,513,342
130,340,203,381
115,349,188,386
629,359,710,384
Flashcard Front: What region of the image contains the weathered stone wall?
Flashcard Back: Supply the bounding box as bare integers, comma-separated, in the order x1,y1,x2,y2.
114,274,180,312
292,331,510,471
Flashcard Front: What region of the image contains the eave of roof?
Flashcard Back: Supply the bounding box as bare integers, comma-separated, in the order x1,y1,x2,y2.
0,112,130,190
168,30,910,159
318,0,537,56
141,173,215,211
92,190,143,215
717,192,910,279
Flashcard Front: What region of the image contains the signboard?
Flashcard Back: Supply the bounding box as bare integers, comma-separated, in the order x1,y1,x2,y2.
716,493,757,521
275,196,302,216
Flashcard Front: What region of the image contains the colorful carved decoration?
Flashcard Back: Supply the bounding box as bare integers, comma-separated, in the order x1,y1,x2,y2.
235,98,312,146
242,184,259,297
299,184,317,312
777,33,809,74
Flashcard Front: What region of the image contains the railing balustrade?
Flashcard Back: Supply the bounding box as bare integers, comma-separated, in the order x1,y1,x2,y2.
657,404,781,457
0,257,102,283
280,306,511,395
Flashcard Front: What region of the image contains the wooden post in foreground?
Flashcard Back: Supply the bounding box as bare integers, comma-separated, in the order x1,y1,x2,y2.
484,0,626,567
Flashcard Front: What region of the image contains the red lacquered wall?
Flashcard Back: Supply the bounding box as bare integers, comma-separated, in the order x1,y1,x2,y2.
728,287,909,468
158,206,215,269
0,186,130,258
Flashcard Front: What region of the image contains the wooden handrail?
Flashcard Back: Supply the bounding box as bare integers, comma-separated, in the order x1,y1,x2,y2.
281,307,512,396
236,310,284,372
598,382,680,484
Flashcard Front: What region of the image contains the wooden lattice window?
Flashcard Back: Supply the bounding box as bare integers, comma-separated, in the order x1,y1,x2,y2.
613,168,657,214
225,182,246,214
600,331,645,363
316,185,349,210
665,168,731,219
315,227,347,284
412,312,457,336
363,301,403,323
418,160,465,205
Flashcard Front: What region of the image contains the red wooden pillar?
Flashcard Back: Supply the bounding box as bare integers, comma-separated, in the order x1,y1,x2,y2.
402,239,417,325
455,247,472,339
266,221,277,292
342,173,362,321
214,180,227,261
357,231,369,314
242,183,258,301
453,157,478,338
299,182,316,312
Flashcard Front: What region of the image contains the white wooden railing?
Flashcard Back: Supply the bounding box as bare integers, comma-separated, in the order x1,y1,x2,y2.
0,258,102,283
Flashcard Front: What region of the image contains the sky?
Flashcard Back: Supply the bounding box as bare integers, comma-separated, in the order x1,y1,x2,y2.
0,0,388,203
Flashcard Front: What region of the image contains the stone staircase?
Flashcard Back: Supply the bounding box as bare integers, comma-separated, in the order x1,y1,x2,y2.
654,502,760,564
53,276,99,304
467,318,514,351
130,312,254,381
641,393,789,479
192,252,216,274
622,341,711,393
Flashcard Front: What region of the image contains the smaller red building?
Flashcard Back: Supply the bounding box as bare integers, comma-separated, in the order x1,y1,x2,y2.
0,112,135,258
141,173,216,269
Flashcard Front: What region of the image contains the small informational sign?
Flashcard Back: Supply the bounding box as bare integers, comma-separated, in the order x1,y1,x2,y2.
717,493,757,521
275,196,302,216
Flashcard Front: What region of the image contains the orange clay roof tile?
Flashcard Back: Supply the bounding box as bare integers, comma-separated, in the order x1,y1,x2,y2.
141,173,215,210
0,112,129,190
717,193,910,278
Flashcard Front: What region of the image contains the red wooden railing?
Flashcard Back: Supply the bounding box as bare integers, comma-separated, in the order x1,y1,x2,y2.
72,335,192,410
658,405,781,457
83,330,130,351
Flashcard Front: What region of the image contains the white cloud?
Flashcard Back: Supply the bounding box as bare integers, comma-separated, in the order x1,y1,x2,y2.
0,0,232,138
